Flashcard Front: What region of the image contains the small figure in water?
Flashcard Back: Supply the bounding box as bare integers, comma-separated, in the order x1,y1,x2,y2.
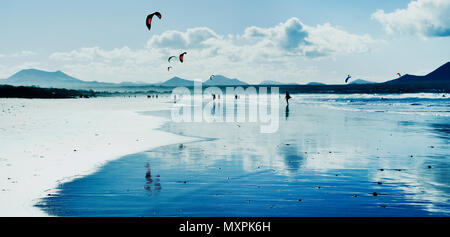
285,91,292,105
212,94,216,100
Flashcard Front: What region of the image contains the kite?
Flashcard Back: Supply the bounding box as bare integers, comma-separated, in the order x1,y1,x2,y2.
179,52,187,63
146,12,162,31
168,56,177,63
345,74,352,83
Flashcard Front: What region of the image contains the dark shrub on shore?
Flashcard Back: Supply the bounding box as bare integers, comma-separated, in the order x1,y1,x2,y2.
0,85,96,99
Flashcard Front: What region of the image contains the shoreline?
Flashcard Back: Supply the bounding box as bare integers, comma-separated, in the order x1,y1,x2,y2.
0,97,198,216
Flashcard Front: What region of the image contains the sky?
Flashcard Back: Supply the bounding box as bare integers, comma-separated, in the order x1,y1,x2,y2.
1,0,449,84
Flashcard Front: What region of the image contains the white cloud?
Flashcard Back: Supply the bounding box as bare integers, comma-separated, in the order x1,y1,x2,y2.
51,47,145,62
47,18,376,83
145,17,375,60
240,18,374,57
147,27,221,49
372,0,450,37
242,18,309,51
0,50,36,59
305,23,375,56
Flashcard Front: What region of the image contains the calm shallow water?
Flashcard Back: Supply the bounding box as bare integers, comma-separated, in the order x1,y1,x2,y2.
38,93,450,216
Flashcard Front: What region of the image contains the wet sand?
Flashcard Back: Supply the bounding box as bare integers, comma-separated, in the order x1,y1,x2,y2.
39,94,450,216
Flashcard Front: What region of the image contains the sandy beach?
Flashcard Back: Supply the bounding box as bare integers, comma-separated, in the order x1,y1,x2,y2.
0,97,197,216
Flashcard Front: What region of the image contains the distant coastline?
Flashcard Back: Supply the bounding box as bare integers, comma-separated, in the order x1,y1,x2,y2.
2,83,448,99
1,61,449,98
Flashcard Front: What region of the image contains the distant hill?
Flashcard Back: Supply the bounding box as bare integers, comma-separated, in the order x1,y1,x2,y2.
306,82,326,86
159,77,195,87
0,69,118,89
349,79,376,85
158,75,248,87
203,75,248,86
385,62,450,84
259,80,285,85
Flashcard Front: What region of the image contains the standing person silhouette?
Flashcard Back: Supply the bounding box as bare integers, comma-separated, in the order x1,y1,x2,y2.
285,91,292,105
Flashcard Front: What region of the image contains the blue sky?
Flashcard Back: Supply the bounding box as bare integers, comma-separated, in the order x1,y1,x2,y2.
1,0,449,84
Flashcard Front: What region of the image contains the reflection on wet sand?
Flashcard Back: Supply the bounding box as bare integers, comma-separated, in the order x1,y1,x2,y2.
278,143,304,171
144,162,161,195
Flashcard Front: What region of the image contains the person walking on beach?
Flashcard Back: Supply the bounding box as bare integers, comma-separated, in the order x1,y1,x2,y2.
285,91,292,105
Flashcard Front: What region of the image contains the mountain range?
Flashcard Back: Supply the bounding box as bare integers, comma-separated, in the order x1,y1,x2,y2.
0,69,116,89
306,82,327,86
349,79,377,85
159,75,248,87
204,75,248,86
0,70,249,88
159,77,195,87
385,62,450,84
1,62,449,89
